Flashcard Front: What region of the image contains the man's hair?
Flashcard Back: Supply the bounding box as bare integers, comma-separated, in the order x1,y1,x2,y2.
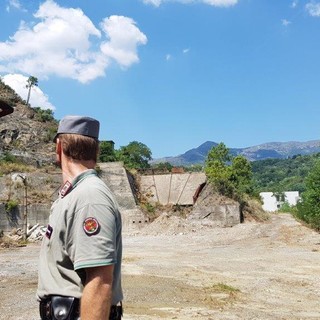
59,134,99,162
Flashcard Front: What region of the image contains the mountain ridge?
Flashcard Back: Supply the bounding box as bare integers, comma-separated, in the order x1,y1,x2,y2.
152,140,320,166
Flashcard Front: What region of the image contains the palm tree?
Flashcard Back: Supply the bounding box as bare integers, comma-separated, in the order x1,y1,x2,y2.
26,76,38,105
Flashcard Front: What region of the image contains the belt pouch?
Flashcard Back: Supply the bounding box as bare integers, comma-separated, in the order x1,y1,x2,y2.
39,299,51,320
109,305,123,320
51,296,78,320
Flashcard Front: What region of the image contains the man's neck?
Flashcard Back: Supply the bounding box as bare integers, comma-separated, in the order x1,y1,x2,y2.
61,158,96,184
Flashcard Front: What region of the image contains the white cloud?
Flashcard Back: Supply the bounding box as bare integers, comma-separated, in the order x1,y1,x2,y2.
166,54,171,61
143,0,238,7
2,74,55,110
282,19,291,26
143,0,162,6
100,16,147,68
291,0,298,8
306,2,320,16
183,48,190,53
202,0,238,6
6,0,26,12
0,0,147,83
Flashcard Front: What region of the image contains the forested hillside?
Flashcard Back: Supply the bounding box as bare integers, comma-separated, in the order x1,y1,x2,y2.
252,153,320,193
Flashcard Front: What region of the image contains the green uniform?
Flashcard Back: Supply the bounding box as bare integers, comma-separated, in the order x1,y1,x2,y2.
37,169,123,305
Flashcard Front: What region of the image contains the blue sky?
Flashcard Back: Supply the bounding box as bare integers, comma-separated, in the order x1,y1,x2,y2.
0,0,320,159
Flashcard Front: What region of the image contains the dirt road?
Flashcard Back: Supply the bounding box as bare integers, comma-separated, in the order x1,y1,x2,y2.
1,213,320,320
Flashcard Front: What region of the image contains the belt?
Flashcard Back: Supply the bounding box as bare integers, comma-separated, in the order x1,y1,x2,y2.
39,295,122,320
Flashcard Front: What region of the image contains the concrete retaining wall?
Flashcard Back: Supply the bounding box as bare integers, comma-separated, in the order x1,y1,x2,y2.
99,162,148,232
140,172,206,205
0,164,238,232
0,203,50,232
0,162,148,233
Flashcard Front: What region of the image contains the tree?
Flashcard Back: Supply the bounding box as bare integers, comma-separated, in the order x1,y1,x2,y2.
231,155,253,195
205,142,230,165
151,162,173,172
297,160,320,230
205,143,233,196
99,141,118,162
26,76,38,105
33,107,55,122
205,143,253,199
118,141,152,169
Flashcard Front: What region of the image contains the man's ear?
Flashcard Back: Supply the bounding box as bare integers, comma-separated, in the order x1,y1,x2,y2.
56,138,62,156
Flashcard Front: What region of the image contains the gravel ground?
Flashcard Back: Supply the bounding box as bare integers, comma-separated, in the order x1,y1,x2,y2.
1,213,320,320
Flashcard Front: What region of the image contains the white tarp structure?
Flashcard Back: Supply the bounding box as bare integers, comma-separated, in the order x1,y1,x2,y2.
260,191,300,212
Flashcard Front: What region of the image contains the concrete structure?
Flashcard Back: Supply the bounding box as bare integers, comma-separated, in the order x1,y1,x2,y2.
190,203,240,227
99,162,148,232
140,172,206,205
0,164,243,233
260,191,300,212
0,162,148,233
188,184,241,227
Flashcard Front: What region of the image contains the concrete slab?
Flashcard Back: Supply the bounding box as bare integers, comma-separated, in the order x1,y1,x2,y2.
140,172,206,206
153,175,172,204
139,175,158,203
178,173,206,205
169,174,190,204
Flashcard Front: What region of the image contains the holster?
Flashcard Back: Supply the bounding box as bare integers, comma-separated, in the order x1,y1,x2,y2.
40,296,122,320
109,305,123,320
39,296,80,320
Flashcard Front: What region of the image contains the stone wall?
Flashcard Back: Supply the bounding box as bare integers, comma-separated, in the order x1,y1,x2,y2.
0,203,50,232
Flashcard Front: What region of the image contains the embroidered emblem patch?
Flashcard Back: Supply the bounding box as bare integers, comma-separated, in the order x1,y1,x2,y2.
60,181,72,198
46,224,53,239
83,217,100,235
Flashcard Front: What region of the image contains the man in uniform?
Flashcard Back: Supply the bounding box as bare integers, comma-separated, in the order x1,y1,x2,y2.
37,115,123,320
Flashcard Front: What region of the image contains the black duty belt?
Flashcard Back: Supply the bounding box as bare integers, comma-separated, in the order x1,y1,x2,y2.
39,295,123,320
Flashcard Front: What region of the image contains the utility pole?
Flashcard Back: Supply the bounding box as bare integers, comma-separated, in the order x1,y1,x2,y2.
18,174,28,241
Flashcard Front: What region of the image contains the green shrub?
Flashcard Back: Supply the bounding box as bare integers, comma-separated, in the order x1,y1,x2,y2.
278,202,291,213
33,107,55,122
297,160,320,230
2,152,17,163
5,199,19,212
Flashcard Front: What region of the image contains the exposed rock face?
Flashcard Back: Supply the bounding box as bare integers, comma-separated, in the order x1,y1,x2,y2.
0,80,57,165
189,183,240,227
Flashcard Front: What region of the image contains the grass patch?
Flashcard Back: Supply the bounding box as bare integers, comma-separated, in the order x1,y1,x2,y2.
0,162,35,175
211,282,240,294
203,282,241,305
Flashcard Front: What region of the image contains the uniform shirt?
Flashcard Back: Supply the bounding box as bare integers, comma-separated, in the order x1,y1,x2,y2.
37,169,123,305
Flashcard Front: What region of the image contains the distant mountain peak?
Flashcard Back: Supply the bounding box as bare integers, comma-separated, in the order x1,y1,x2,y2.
151,140,320,166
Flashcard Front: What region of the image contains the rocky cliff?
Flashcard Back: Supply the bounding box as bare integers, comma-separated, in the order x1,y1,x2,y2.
0,80,57,166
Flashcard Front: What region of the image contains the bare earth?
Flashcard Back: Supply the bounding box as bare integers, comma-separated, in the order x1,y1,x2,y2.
1,213,320,320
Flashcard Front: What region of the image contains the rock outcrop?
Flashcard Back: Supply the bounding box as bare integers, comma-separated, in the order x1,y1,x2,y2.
0,80,57,165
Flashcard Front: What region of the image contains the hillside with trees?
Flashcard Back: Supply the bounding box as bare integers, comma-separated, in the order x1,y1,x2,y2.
251,153,320,194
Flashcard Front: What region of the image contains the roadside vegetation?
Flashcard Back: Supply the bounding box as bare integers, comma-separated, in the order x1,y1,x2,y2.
295,160,320,230
251,153,320,194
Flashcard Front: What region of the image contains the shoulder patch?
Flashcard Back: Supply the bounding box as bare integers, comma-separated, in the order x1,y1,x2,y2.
83,217,100,236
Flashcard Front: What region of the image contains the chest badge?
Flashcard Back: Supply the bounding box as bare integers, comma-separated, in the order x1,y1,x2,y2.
83,217,100,236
